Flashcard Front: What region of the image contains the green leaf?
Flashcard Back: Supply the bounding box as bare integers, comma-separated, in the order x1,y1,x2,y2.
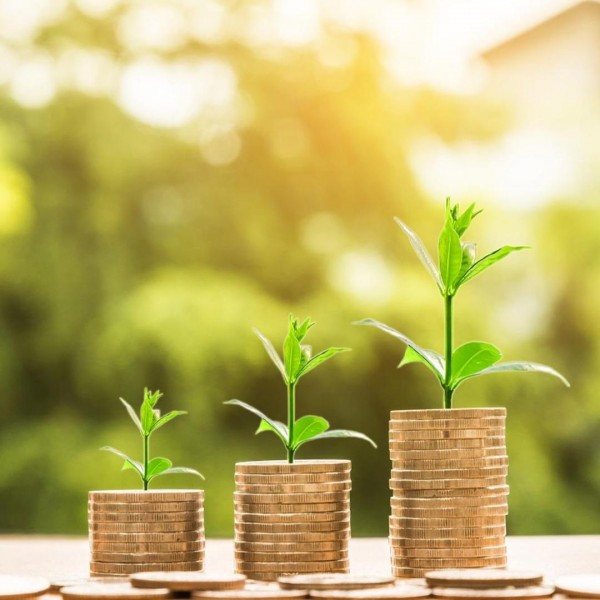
256,418,290,446
119,397,142,435
454,361,570,388
224,399,289,446
99,446,144,478
146,457,173,480
150,410,187,434
291,415,329,450
398,346,445,384
144,388,162,408
297,429,377,450
456,246,528,289
151,466,205,480
438,220,463,292
394,217,443,292
253,328,287,382
295,317,314,342
454,203,481,237
283,319,303,382
458,242,476,280
140,398,156,434
355,319,445,380
450,342,502,388
297,347,351,379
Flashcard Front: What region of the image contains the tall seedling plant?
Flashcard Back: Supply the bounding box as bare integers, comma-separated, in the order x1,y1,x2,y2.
226,316,376,463
358,200,569,408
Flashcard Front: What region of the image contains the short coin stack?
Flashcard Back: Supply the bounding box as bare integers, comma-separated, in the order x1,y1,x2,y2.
234,460,352,581
88,490,205,576
389,408,509,577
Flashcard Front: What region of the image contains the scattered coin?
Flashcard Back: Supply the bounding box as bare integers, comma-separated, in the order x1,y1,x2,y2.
0,575,50,599
234,511,348,524
234,492,349,505
309,586,431,599
389,418,505,431
235,482,351,494
234,520,349,534
248,572,347,583
278,575,396,591
554,575,600,598
61,584,171,600
89,491,203,503
236,461,351,475
193,591,308,600
390,409,506,420
424,570,543,588
431,587,554,599
89,510,203,523
234,503,349,514
131,573,247,591
235,561,349,573
89,561,202,575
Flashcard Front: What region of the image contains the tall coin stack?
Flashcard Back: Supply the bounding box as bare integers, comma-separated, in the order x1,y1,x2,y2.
388,408,509,578
88,490,205,576
234,460,352,581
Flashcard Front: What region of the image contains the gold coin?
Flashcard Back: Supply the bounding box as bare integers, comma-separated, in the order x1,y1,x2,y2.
390,495,508,509
389,525,506,539
390,448,506,460
390,467,507,480
389,516,506,528
91,551,203,563
389,438,505,451
392,545,506,558
390,477,507,491
235,461,351,475
234,511,348,524
235,530,351,543
61,584,171,600
278,575,395,591
89,491,203,503
391,457,508,470
89,501,202,513
89,510,203,523
89,561,202,576
91,541,204,553
235,541,346,553
241,572,348,583
390,409,506,420
431,586,554,599
234,520,350,534
235,560,349,573
234,492,349,505
90,531,202,543
388,429,505,441
389,536,505,549
234,550,347,562
131,573,247,591
390,506,508,519
88,521,202,533
193,591,307,600
392,557,508,569
235,482,351,494
234,502,349,514
425,570,544,588
235,472,350,484
310,588,430,600
554,575,600,598
391,484,510,498
391,568,427,579
389,418,505,431
0,575,50,599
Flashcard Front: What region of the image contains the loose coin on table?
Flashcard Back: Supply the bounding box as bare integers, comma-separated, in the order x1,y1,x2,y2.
425,571,544,589
61,584,170,600
0,575,50,599
431,588,554,599
310,586,431,599
193,591,308,600
130,573,247,592
278,575,396,591
554,575,600,598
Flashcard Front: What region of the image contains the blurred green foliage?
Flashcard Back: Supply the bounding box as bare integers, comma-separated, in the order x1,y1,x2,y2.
0,1,594,537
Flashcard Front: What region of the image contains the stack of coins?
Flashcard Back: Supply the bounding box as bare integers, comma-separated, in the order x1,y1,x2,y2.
234,460,352,581
88,490,205,576
389,409,509,578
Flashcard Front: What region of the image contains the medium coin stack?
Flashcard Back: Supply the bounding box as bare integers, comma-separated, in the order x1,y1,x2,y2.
389,408,509,578
88,490,205,576
234,460,352,581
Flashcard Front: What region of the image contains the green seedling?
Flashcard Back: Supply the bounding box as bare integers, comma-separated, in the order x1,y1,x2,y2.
101,388,204,490
357,199,569,409
226,315,376,463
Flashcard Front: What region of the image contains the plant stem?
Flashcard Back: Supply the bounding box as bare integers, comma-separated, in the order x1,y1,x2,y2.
444,293,454,409
143,432,150,490
287,382,296,464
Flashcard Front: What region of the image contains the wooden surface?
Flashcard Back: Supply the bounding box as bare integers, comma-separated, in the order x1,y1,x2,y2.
0,537,599,581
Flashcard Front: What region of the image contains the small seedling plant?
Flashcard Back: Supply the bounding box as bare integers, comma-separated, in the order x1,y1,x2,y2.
357,200,569,408
226,316,376,463
101,388,204,490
